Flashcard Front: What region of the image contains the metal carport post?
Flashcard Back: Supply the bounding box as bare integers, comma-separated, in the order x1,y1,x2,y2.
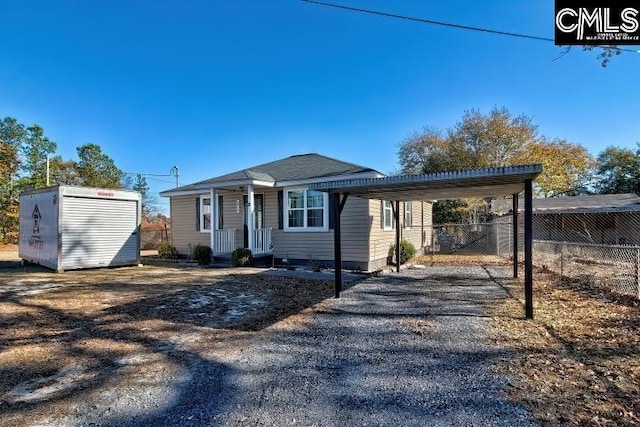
513,193,518,279
332,192,349,298
524,179,533,319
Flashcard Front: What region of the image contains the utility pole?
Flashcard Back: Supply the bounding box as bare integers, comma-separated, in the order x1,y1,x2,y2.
46,155,50,186
170,165,179,187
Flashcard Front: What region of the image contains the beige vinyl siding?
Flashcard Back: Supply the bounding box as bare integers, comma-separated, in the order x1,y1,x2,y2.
170,188,432,270
263,189,279,229
368,199,393,266
169,190,247,254
368,200,432,268
271,192,370,264
404,200,433,250
340,196,372,263
169,195,209,254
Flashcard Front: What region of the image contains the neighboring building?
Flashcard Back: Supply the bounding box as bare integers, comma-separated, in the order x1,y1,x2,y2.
160,153,432,271
492,193,640,245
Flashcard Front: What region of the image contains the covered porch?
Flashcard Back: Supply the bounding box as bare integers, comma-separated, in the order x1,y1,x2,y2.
205,182,274,256
211,227,273,255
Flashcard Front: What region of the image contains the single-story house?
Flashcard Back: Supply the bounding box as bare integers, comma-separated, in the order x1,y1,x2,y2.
492,193,640,245
160,153,433,271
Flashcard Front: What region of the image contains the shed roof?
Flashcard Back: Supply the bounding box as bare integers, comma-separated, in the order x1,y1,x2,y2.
493,193,640,214
309,164,542,200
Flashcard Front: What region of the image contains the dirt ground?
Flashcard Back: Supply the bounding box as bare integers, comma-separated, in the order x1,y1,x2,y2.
0,244,20,262
0,248,343,426
417,253,640,426
488,268,640,426
3,247,639,426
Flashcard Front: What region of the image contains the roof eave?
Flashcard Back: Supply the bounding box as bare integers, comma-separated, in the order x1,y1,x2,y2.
309,164,543,200
160,179,276,197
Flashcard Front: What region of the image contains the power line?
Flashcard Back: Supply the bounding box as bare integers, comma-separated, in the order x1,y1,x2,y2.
300,0,640,54
145,177,175,184
123,166,179,187
123,171,173,177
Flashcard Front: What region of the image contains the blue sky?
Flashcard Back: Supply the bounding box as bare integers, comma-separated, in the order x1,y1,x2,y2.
1,1,638,214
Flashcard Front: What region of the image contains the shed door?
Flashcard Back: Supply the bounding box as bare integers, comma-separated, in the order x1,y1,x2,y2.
60,197,139,270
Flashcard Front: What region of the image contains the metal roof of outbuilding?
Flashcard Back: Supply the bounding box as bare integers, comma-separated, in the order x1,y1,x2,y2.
309,164,543,200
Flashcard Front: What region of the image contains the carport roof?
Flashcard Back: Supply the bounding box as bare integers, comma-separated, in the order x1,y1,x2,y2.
308,164,543,200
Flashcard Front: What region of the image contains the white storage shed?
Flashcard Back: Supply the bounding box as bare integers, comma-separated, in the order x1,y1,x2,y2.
19,186,141,272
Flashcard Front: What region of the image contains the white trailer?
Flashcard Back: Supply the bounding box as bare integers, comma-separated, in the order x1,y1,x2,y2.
19,186,141,272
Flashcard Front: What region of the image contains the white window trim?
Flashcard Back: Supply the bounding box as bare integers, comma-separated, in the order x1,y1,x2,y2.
199,196,211,232
284,187,329,232
404,201,412,230
383,200,394,231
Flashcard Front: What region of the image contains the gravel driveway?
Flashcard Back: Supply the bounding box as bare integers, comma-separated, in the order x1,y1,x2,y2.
143,265,537,427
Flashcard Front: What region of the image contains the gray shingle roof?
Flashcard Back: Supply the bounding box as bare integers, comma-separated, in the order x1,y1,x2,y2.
164,153,379,193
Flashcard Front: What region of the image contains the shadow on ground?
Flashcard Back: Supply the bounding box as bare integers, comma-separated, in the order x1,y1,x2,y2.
0,266,361,426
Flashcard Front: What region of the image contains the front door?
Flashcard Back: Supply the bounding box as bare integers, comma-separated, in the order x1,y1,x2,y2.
243,194,264,248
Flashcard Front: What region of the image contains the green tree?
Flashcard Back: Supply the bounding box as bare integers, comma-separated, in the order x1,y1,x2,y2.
50,157,82,186
448,107,537,168
514,139,595,197
0,117,27,242
595,145,640,194
398,127,456,174
0,118,24,188
20,124,57,189
399,107,540,175
76,143,123,188
397,107,594,222
131,174,157,217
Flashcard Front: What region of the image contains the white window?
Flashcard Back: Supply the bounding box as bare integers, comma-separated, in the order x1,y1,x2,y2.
383,200,394,231
200,197,211,231
285,188,328,231
199,196,223,231
404,201,412,229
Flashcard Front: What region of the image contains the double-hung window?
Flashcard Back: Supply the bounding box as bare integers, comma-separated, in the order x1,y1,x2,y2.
200,197,211,231
383,200,394,231
404,201,412,229
285,188,328,231
199,195,223,232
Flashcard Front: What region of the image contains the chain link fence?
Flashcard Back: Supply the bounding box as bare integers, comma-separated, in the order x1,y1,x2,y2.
427,223,503,256
426,211,640,298
534,240,640,296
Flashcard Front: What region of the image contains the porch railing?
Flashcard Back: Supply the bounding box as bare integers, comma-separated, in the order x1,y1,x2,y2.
214,228,236,254
253,227,273,255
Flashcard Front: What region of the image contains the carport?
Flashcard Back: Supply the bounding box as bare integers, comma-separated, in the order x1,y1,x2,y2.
309,164,543,319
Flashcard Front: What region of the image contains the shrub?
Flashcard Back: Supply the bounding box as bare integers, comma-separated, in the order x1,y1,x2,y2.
192,244,213,265
231,248,253,267
157,242,178,259
389,239,417,266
